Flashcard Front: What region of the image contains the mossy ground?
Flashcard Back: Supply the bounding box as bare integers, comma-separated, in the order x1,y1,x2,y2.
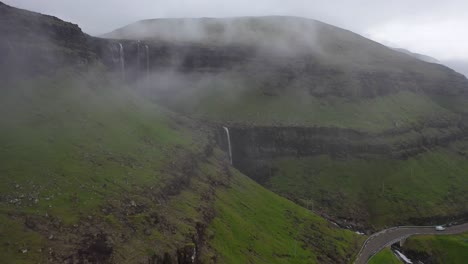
402,233,468,264
205,168,364,264
162,80,460,133
368,248,402,264
266,148,468,229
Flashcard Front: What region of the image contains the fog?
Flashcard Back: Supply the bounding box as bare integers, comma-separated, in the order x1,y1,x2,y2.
4,0,468,67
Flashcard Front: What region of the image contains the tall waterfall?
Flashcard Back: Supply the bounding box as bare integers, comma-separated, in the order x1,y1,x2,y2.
118,43,125,80
145,45,150,77
223,127,233,165
136,41,141,71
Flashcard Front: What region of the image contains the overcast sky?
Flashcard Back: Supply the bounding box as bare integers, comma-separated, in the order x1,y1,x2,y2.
4,0,468,62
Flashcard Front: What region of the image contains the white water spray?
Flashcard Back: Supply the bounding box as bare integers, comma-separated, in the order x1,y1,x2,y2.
394,250,413,264
223,127,233,165
118,43,125,80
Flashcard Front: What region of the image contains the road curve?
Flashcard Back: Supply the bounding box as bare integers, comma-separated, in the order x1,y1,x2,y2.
354,223,468,264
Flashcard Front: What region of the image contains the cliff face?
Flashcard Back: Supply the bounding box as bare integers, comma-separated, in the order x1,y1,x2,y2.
103,16,468,97
219,123,466,184
93,40,468,97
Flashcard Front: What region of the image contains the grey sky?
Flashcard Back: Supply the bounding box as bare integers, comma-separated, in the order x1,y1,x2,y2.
4,0,468,62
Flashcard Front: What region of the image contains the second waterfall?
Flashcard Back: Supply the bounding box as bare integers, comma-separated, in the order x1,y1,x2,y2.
223,127,233,165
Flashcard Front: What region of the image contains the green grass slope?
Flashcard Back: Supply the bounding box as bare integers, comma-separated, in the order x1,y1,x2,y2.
204,169,364,264
0,70,363,263
165,87,460,132
0,70,210,262
403,233,468,264
267,148,468,229
368,248,402,264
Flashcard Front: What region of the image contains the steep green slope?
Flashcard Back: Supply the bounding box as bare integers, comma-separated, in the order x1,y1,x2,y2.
368,248,402,264
0,70,362,263
163,86,459,133
0,71,211,263
402,233,468,264
205,169,364,263
267,149,468,229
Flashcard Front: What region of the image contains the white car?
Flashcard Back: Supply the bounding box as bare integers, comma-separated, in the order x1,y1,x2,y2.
435,226,446,231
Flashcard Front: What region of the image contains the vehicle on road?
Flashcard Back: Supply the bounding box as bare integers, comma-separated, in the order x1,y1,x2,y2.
435,225,446,231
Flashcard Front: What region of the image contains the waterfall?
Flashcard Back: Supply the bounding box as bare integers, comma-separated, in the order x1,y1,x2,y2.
118,43,125,80
145,45,150,77
223,127,233,165
394,250,413,264
137,41,141,72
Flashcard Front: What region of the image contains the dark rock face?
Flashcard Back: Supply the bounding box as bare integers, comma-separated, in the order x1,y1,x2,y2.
218,124,467,184
0,2,99,80
77,233,114,264
402,249,435,264
102,16,468,98
99,40,468,97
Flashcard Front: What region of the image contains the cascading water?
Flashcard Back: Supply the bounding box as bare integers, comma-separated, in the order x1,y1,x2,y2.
118,43,125,80
145,45,150,77
394,250,413,264
223,127,233,165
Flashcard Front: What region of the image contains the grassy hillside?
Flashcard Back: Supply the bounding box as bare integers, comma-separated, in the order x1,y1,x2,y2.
0,70,362,263
162,82,460,132
0,70,210,262
205,169,364,263
368,248,402,264
266,148,468,229
403,233,468,264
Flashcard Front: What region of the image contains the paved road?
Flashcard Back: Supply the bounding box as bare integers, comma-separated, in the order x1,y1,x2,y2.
354,223,468,264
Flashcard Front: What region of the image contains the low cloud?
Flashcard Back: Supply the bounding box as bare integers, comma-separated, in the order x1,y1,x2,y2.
4,0,468,63
366,17,468,61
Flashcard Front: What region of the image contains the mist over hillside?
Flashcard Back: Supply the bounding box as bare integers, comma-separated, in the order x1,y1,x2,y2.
390,47,468,78
0,3,366,263
443,60,468,77
1,1,468,263
392,48,440,64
